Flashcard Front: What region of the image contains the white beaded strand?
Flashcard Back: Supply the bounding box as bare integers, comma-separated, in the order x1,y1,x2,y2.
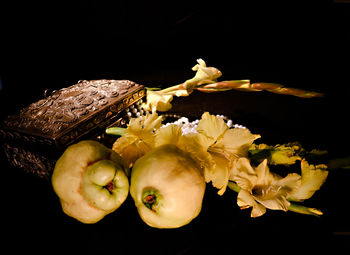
161,115,247,135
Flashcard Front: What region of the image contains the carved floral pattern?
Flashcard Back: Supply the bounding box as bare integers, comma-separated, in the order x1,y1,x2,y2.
4,80,143,136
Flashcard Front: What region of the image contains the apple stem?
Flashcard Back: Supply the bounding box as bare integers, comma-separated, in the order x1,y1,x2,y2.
106,182,114,192
142,190,160,211
145,195,156,205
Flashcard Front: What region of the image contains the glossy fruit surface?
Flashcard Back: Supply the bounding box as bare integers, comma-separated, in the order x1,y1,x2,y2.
52,140,129,223
130,144,206,228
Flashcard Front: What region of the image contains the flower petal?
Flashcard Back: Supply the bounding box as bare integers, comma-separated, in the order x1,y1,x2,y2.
141,90,173,112
230,157,257,191
112,113,163,167
237,190,266,217
214,128,260,158
208,152,230,195
255,159,277,186
197,112,228,144
173,89,190,97
289,159,328,202
127,112,163,137
183,59,223,90
178,133,213,178
254,195,290,212
112,135,147,168
142,112,163,132
275,173,301,194
155,124,182,147
252,161,300,212
269,144,302,165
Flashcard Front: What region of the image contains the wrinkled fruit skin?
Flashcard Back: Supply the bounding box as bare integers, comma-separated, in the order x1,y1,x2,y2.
130,144,206,228
52,140,129,223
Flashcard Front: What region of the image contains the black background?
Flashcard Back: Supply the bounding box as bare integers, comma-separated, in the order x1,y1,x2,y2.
1,0,349,107
1,0,350,253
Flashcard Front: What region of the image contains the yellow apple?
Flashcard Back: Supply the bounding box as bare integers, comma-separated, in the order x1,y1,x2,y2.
52,140,129,223
130,144,206,228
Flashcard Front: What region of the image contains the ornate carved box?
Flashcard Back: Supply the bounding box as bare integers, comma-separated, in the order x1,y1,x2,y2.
0,79,145,179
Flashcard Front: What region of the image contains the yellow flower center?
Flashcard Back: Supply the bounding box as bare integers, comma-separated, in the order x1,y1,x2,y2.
252,184,282,200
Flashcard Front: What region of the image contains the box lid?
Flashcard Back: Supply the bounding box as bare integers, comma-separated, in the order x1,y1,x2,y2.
1,79,145,149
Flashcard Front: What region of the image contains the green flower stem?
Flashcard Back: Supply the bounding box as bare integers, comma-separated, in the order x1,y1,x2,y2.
145,87,161,91
105,127,126,136
227,181,241,193
227,181,323,217
157,84,184,94
287,203,323,216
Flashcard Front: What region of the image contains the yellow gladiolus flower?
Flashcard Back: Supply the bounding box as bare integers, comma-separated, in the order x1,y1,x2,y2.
231,158,301,217
196,112,260,195
141,59,223,112
153,112,260,195
183,58,222,90
112,112,163,169
141,90,174,113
